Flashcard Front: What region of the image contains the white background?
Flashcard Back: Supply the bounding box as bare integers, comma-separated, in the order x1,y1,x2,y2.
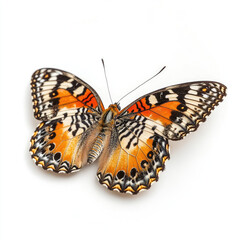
0,0,239,239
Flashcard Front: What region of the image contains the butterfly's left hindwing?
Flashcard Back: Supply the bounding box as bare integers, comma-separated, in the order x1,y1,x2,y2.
97,123,169,194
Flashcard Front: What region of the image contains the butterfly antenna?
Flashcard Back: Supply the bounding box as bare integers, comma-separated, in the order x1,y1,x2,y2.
117,66,166,104
102,59,113,104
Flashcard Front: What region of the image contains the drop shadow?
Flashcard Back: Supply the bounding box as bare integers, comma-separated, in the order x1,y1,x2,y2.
96,182,149,200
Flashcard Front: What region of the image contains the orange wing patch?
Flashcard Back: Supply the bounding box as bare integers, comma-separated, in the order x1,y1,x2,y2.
97,130,169,194
30,108,101,173
120,82,226,140
57,89,86,109
77,88,99,109
31,68,104,121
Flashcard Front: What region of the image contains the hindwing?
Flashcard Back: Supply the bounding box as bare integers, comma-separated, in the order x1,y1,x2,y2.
30,107,103,173
97,118,169,194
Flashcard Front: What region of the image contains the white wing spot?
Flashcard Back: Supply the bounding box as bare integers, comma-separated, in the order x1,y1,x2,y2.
149,95,158,105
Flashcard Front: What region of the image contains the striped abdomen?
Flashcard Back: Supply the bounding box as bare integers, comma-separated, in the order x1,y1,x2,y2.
87,132,106,164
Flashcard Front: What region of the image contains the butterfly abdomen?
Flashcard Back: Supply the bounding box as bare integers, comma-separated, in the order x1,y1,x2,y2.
87,104,120,164
87,132,106,164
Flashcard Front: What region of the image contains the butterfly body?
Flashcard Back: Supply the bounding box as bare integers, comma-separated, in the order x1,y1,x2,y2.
30,68,226,194
87,104,119,164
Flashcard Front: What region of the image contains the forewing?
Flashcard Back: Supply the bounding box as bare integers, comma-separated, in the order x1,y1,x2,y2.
31,68,105,121
119,81,226,140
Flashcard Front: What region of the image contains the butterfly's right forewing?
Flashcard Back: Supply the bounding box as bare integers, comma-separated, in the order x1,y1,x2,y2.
31,68,104,121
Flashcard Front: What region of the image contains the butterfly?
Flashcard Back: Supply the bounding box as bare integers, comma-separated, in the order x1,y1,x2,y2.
30,68,226,194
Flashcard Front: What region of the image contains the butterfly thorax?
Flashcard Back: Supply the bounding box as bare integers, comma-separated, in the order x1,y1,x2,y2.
99,104,120,128
87,104,119,164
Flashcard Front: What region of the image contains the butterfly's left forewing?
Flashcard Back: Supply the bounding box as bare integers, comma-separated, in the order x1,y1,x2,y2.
30,68,105,173
119,81,226,140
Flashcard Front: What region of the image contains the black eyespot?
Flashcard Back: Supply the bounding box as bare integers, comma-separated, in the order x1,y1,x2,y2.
50,90,58,98
130,168,137,178
131,179,136,184
49,143,55,151
54,152,61,161
147,151,153,159
43,73,50,79
201,87,209,93
117,170,125,179
152,126,157,131
176,104,187,112
141,160,148,168
49,132,56,140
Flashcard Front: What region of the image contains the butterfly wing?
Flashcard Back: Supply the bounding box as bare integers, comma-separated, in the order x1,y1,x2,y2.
118,81,226,140
31,68,104,121
97,122,169,194
30,68,105,173
97,81,226,194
